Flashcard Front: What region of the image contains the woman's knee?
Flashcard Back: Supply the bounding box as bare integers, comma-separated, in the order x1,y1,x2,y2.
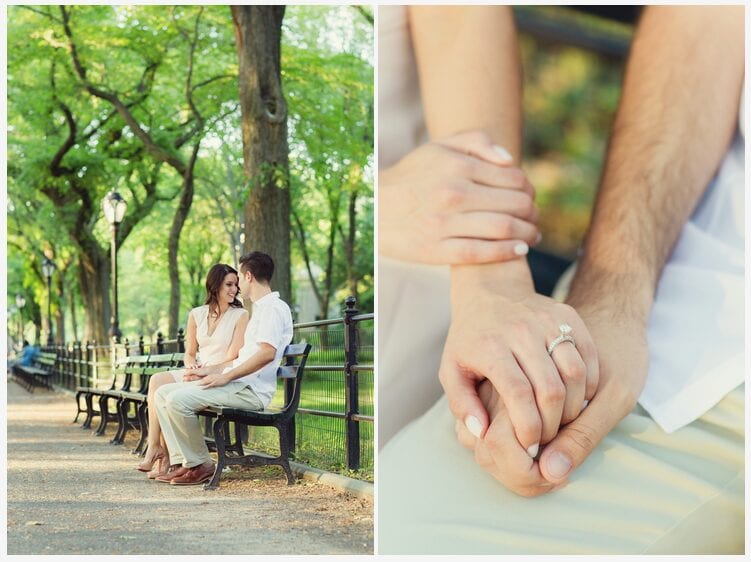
149,371,175,393
153,381,174,405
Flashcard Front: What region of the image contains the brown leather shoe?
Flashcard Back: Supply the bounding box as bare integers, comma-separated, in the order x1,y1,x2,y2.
155,464,190,483
170,462,215,486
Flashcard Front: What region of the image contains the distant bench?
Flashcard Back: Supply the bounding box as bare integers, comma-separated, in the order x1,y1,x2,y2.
74,351,182,455
12,351,57,392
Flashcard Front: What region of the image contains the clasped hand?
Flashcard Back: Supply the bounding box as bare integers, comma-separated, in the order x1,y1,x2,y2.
181,364,228,386
445,290,649,497
441,286,599,452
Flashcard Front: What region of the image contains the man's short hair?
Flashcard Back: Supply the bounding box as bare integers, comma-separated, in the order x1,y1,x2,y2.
239,251,274,283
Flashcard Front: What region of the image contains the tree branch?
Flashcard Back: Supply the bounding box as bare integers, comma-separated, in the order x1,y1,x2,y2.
60,6,187,175
353,6,374,25
291,208,323,306
191,74,235,93
19,5,63,24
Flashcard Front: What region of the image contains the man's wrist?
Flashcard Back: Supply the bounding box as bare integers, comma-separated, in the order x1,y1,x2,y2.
566,257,653,326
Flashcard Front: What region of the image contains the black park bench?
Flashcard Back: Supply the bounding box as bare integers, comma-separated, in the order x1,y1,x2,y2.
73,353,148,431
199,342,312,490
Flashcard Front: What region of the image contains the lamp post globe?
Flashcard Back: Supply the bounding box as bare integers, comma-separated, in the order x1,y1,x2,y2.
102,191,127,343
42,257,55,346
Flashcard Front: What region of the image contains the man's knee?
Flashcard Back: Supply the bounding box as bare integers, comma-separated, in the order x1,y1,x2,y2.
164,387,201,416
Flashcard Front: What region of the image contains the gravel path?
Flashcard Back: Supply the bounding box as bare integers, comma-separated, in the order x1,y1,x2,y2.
6,380,373,555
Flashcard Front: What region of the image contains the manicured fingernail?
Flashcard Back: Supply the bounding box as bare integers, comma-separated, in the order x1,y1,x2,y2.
526,443,539,458
547,451,572,479
513,242,529,256
493,144,513,162
465,415,483,439
535,232,543,245
582,399,589,410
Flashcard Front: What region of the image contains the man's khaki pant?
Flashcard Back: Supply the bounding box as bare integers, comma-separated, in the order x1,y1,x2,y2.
379,384,744,554
155,379,264,468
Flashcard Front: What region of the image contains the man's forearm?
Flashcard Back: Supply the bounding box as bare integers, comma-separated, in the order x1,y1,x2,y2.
221,348,276,382
568,6,743,321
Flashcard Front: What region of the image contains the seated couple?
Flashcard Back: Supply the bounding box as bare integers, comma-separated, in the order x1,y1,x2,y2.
136,251,293,486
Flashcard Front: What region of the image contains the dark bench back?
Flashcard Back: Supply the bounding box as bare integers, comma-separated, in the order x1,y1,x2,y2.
277,342,312,417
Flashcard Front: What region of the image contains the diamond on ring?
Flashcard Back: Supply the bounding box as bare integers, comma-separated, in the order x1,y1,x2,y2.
547,324,576,356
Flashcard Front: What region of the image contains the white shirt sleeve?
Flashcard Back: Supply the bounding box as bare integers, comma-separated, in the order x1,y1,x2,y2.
254,305,285,351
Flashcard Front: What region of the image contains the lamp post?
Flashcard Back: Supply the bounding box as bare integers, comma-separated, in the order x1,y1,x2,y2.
15,293,26,347
41,257,55,346
102,190,127,343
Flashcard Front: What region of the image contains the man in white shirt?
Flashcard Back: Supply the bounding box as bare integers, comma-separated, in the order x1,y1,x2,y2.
153,251,293,486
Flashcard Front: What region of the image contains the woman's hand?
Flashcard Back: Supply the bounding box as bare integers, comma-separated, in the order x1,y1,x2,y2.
440,263,599,458
379,130,540,264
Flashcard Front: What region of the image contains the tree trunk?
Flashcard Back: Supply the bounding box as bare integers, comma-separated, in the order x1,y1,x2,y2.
320,218,337,319
32,303,41,345
78,251,110,345
231,6,291,305
55,274,65,345
167,140,201,337
69,283,79,343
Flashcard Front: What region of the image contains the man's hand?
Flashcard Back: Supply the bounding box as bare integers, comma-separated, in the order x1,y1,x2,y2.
454,379,564,497
380,130,540,265
197,371,233,389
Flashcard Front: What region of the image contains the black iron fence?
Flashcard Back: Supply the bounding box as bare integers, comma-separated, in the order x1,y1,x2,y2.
42,298,374,480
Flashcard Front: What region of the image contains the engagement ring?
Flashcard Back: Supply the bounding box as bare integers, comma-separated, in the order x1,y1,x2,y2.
547,323,575,355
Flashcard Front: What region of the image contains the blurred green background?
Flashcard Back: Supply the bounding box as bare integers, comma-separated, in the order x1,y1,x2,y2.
517,6,634,259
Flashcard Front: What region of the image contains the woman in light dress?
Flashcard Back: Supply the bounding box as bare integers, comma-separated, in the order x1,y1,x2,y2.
136,263,249,477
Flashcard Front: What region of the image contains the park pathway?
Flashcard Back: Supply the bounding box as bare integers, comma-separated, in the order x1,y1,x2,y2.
6,379,373,555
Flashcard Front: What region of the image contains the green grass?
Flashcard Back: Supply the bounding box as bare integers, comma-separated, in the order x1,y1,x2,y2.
234,373,374,481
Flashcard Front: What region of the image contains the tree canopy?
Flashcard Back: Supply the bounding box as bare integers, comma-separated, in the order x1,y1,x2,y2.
7,5,374,346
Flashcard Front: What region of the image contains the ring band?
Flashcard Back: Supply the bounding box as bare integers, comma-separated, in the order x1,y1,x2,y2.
547,323,575,355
